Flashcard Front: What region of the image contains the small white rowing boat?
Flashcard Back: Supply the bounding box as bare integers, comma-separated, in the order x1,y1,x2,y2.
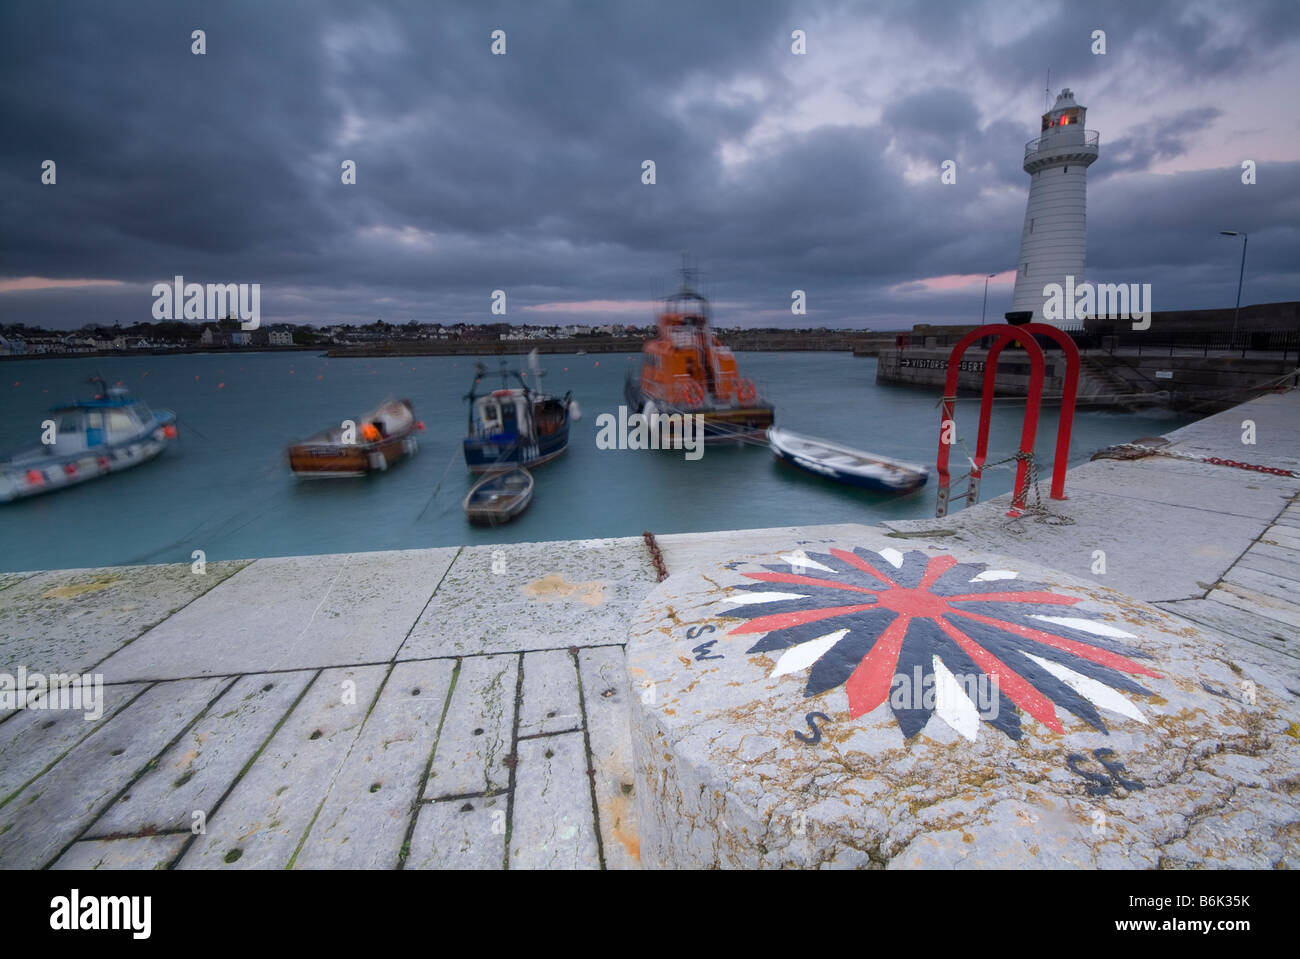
768,427,928,492
463,467,534,525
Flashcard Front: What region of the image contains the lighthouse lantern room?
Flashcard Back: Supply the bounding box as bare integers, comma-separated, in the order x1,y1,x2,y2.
1007,88,1100,327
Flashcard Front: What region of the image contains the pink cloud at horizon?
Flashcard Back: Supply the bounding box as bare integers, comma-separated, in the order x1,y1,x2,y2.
522,299,659,314
892,270,1017,295
0,277,128,293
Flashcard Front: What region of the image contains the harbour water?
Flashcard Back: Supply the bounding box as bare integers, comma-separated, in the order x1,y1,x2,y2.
0,351,1193,573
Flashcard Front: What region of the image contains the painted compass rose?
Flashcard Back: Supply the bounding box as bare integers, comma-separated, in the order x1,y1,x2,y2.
721,546,1161,741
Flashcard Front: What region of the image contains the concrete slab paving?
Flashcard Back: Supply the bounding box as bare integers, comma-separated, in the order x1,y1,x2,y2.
1208,583,1300,629
653,523,876,580
293,658,456,869
89,671,315,837
178,664,387,869
50,834,190,870
0,572,36,593
423,654,517,799
881,479,1263,602
97,549,457,681
1262,525,1300,552
509,731,600,870
1236,550,1300,581
518,649,582,738
1162,392,1300,470
0,681,149,807
406,794,507,870
578,646,641,869
1065,456,1294,521
1156,599,1299,668
0,677,228,869
0,560,249,677
402,539,653,658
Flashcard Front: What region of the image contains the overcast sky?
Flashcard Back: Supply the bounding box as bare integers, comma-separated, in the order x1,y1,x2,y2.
2,0,1297,331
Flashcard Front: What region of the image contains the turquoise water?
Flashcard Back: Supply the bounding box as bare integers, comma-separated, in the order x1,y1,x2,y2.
0,352,1193,572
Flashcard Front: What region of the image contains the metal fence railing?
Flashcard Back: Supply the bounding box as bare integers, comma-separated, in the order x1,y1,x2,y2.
904,326,1300,362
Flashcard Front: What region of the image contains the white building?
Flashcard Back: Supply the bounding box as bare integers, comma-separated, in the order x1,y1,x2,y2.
1008,88,1100,327
269,330,293,346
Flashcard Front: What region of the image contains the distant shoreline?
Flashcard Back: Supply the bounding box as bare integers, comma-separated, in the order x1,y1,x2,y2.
3,332,897,360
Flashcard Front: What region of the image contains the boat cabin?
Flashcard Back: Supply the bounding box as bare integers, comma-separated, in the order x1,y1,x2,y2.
470,389,530,441
50,389,159,453
639,287,749,407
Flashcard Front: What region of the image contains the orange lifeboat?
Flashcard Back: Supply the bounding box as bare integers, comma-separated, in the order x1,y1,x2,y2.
623,274,774,443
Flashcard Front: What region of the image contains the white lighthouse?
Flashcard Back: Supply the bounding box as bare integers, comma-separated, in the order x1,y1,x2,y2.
1007,88,1100,327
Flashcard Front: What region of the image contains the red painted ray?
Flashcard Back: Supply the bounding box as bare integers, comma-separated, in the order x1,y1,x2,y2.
830,548,898,587
947,608,1161,678
944,591,1080,605
728,603,879,635
742,571,879,595
935,617,1064,733
845,614,911,719
918,554,958,590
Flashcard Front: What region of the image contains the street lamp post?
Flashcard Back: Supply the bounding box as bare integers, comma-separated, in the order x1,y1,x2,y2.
980,273,996,325
1219,231,1248,346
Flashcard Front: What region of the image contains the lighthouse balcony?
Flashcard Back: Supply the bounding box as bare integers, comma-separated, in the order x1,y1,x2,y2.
1023,129,1099,170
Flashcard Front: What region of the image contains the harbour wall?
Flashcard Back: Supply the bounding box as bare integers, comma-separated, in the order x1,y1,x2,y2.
876,346,1299,410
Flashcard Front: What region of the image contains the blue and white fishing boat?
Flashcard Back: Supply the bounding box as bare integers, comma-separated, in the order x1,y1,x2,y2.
768,426,928,493
463,354,578,473
0,376,178,503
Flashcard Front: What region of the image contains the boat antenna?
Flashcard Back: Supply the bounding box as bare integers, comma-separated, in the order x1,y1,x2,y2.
1044,69,1051,112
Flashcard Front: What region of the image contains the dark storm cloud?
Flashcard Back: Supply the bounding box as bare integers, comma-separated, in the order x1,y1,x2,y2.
0,0,1296,331
1104,108,1225,175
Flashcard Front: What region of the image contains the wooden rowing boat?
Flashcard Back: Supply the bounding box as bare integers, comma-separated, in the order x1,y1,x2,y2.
768,426,928,492
463,467,534,525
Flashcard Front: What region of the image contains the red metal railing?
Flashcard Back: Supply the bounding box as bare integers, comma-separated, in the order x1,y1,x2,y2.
935,323,1079,518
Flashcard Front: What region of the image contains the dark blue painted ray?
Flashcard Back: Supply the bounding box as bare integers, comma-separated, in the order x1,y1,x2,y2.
804,625,889,698
890,619,940,738
948,616,1111,732
863,548,929,588
929,573,1059,597
945,601,1154,661
924,563,994,594
741,611,895,654
926,632,1024,740
722,595,878,623
979,629,1156,698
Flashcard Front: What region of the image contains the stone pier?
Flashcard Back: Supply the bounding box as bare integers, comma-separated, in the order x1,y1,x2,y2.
1,391,1297,868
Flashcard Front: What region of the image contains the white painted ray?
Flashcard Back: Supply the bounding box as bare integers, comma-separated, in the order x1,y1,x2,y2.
1024,652,1148,725
970,570,1018,582
777,553,836,573
770,629,848,678
878,548,905,569
721,591,807,605
931,655,981,742
1027,615,1136,639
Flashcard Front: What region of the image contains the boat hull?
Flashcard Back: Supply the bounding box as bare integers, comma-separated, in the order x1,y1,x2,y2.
463,425,569,473
288,400,419,477
624,381,773,443
769,427,928,493
463,468,534,525
289,434,417,477
0,412,178,503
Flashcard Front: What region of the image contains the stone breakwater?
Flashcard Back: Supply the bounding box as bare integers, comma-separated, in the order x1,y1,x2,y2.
0,391,1296,869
